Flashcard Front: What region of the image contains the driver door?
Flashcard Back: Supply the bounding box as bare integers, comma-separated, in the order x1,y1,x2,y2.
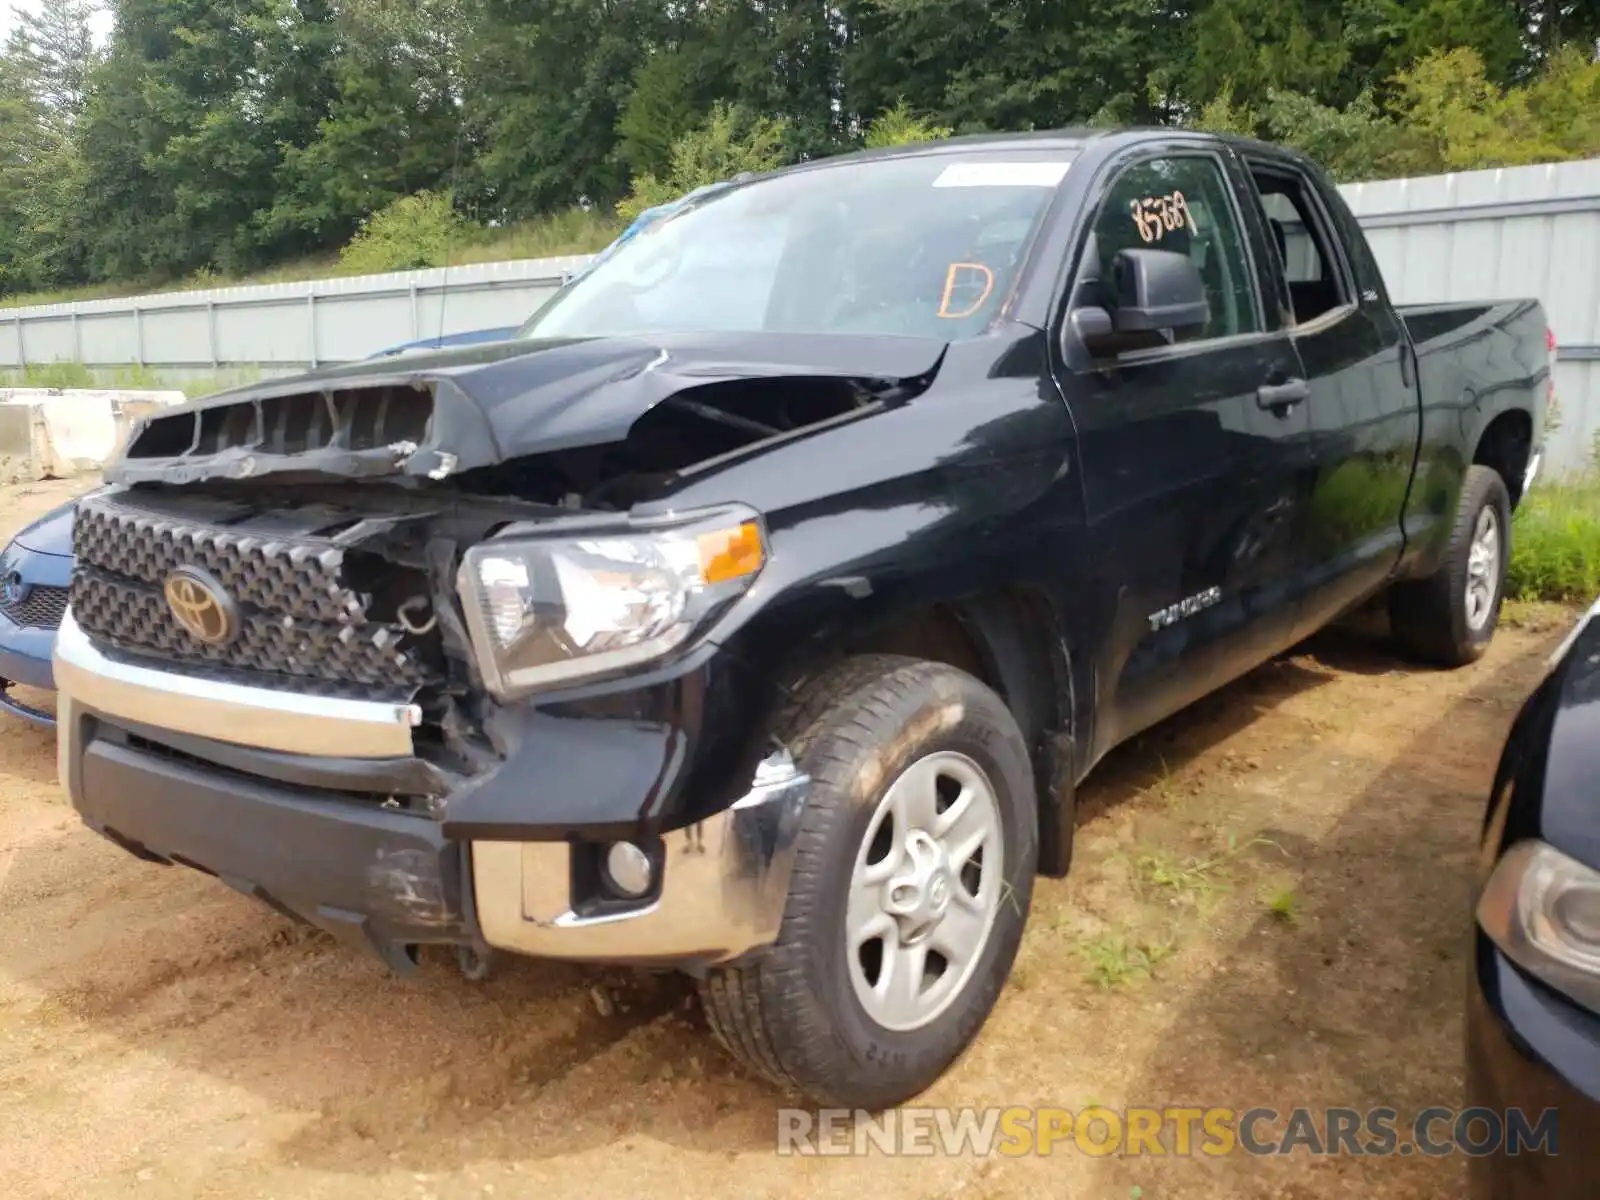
1059,149,1314,753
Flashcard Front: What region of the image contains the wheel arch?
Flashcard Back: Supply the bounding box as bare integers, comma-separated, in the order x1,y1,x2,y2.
1473,407,1534,510
826,587,1080,878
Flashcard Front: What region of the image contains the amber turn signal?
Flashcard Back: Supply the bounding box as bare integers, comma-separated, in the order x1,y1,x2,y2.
697,521,766,584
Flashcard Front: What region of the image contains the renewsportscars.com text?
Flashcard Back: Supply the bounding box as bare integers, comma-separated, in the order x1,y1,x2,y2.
776,1106,1558,1158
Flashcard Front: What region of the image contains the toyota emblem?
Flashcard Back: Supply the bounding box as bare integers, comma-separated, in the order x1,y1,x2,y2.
163,567,240,646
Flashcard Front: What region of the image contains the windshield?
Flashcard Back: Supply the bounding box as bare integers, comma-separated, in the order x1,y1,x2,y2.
518,151,1074,343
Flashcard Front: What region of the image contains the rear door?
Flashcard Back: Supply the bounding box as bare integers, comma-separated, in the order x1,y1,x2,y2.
1238,153,1419,640
1056,145,1314,754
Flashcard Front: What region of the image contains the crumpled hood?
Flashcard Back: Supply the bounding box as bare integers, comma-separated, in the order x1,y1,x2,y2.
107,331,947,486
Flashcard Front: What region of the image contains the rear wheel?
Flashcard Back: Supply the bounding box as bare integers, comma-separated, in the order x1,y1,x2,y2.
698,655,1037,1110
1389,465,1511,667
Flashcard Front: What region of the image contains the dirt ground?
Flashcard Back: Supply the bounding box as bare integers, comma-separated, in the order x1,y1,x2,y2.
0,476,1576,1199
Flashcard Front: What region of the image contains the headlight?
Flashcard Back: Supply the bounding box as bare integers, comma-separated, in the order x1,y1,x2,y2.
1478,840,1600,1013
457,506,767,700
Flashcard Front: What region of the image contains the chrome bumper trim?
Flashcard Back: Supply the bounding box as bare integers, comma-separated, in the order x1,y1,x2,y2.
53,610,421,760
472,751,811,965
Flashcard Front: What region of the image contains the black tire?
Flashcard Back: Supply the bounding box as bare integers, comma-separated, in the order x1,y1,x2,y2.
1389,465,1511,667
699,654,1037,1110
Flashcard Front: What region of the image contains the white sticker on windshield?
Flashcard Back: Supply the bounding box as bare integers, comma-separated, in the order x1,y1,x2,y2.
933,161,1070,189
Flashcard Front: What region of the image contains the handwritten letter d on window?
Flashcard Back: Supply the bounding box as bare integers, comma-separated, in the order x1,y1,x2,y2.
938,262,995,319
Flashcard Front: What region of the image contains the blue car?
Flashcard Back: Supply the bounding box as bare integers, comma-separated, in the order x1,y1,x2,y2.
1469,596,1600,1195
366,322,525,360
0,499,75,725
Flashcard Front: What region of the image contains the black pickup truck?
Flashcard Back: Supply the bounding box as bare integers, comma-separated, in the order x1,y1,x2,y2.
54,129,1550,1109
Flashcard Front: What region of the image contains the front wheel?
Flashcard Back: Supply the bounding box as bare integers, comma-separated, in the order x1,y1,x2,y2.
1389,465,1511,667
698,655,1037,1110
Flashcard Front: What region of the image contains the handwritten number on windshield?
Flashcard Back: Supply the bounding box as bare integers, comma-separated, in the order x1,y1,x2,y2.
1130,191,1195,244
938,262,996,319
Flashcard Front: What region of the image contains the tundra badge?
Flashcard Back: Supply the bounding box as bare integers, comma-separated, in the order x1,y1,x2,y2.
1149,587,1223,632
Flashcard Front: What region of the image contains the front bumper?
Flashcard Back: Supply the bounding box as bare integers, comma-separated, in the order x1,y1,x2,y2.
0,611,56,723
1466,933,1600,1197
0,541,69,724
55,611,808,970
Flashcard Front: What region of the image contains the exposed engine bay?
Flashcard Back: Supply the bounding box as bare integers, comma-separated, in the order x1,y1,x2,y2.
453,373,895,509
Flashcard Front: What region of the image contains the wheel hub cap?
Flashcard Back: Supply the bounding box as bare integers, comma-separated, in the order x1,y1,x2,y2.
845,750,1006,1032
1465,506,1501,632
883,830,954,943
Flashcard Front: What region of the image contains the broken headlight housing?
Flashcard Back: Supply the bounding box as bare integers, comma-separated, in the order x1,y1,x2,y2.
457,505,768,701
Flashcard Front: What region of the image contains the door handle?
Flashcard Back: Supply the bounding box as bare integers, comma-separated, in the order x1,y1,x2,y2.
1256,378,1309,414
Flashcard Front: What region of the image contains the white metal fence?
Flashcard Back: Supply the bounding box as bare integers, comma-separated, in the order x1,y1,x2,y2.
3,158,1597,475
1344,158,1600,478
0,254,591,380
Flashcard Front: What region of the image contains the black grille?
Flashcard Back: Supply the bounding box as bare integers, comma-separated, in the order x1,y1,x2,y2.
70,491,438,698
73,570,426,692
0,584,68,630
74,492,367,625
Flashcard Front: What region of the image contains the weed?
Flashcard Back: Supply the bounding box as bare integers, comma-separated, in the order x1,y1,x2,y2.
1130,832,1278,909
1135,848,1231,898
0,361,95,388
104,365,168,389
1499,597,1575,633
176,369,259,400
1144,755,1186,808
1264,886,1299,925
0,364,258,399
1081,932,1176,988
1507,482,1600,603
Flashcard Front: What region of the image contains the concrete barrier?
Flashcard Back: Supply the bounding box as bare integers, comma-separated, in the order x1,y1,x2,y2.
0,389,188,483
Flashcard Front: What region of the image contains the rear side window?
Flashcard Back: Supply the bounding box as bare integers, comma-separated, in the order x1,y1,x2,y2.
1260,192,1329,284
1248,164,1354,325
1082,156,1262,342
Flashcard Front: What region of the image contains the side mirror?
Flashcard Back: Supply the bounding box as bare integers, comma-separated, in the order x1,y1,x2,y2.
1069,306,1114,343
1110,248,1209,333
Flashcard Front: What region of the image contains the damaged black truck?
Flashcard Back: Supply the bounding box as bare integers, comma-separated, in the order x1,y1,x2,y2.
56,129,1551,1109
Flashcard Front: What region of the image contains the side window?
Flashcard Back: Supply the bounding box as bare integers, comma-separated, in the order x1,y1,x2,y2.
1260,192,1326,283
1080,156,1261,343
1249,165,1353,325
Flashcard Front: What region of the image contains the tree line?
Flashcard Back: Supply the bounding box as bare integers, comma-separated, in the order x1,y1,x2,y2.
1,0,1598,299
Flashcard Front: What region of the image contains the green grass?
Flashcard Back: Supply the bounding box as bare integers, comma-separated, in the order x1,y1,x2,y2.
454,208,621,265
0,208,621,311
1080,932,1177,989
1508,481,1600,603
1,362,178,390
0,362,257,400
1125,831,1278,909
0,362,97,388
1263,886,1299,925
